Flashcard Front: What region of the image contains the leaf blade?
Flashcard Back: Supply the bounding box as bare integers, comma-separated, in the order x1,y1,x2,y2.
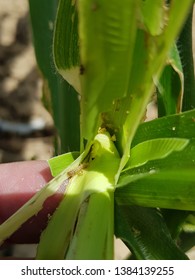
115,204,188,260
116,169,195,211
132,109,195,148
126,138,189,169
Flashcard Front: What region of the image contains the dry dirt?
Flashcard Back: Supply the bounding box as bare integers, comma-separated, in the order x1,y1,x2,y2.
0,0,54,163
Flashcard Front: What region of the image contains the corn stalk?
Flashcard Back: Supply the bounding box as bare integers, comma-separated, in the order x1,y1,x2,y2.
0,0,195,260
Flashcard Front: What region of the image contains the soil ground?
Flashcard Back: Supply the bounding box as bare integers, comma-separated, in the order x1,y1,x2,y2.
0,0,54,163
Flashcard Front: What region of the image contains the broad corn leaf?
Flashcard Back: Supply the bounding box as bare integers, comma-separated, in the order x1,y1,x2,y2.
126,138,189,169
132,109,195,147
115,204,188,259
116,169,195,211
29,0,80,153
53,0,80,93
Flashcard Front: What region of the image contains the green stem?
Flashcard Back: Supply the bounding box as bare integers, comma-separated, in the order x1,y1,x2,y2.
36,131,120,260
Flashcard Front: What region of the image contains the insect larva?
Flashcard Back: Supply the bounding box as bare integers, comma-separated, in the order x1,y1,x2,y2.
67,163,88,178
80,64,85,75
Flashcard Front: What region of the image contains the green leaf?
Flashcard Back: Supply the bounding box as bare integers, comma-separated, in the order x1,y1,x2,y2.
115,204,188,259
157,44,184,117
29,0,80,153
151,0,194,81
177,9,195,111
101,28,156,176
140,0,166,36
114,0,193,173
129,139,195,175
54,0,79,69
116,169,195,211
66,190,114,259
125,112,195,176
53,0,80,93
126,138,189,169
119,137,195,221
48,151,80,177
28,0,58,82
132,109,195,148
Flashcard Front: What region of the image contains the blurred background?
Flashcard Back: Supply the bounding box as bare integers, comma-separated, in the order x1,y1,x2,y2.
0,0,55,259
0,0,54,164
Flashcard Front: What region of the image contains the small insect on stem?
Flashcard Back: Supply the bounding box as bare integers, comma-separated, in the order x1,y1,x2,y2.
67,163,88,178
80,64,85,75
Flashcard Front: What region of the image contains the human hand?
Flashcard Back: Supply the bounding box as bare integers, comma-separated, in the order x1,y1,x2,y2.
0,160,63,245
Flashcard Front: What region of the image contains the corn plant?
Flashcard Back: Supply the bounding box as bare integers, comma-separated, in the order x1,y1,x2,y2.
0,0,195,260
